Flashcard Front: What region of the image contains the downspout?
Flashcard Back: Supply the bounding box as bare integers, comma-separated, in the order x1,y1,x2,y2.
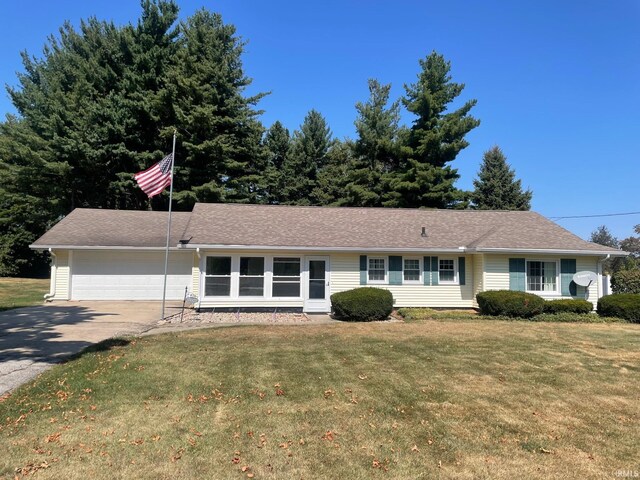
596,254,610,301
43,248,57,301
196,248,202,311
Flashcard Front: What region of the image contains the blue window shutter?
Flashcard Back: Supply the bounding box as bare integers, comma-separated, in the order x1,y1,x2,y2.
360,255,367,285
389,256,403,285
459,257,466,285
431,256,439,286
560,259,577,296
423,256,431,285
509,258,526,291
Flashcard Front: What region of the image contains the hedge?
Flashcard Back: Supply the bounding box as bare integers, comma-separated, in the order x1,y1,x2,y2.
543,299,593,314
476,290,545,318
597,294,640,323
611,270,640,294
331,287,393,321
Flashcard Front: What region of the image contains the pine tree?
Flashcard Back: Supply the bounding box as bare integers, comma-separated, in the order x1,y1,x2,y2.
471,146,532,210
281,110,333,205
383,51,480,208
169,8,267,207
262,121,291,204
0,0,268,274
340,79,400,207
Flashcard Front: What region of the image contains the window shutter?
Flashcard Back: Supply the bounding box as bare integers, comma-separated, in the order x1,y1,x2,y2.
389,256,403,285
560,259,577,296
423,256,431,285
459,257,466,286
359,255,367,285
431,256,439,286
509,258,526,291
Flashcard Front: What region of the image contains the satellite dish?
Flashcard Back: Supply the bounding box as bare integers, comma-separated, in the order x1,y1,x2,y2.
573,271,597,287
184,293,199,305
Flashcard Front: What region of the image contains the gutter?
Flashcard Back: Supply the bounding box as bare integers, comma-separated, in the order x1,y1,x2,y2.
29,245,185,251
473,247,628,257
43,248,56,301
180,244,466,254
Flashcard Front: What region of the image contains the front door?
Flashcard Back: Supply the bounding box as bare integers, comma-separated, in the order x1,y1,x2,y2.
304,256,330,312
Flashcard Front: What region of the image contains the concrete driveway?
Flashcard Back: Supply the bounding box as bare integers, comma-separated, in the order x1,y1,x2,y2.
0,301,181,395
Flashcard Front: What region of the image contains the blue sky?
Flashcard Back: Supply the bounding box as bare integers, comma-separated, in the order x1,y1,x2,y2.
2,0,639,242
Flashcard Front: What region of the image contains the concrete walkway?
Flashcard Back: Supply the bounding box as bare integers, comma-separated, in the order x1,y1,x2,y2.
0,301,179,395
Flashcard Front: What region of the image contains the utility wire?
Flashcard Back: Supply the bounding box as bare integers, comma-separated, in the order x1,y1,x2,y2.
550,211,640,220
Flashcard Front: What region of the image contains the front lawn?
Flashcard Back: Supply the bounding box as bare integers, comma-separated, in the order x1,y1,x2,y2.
1,320,638,479
0,277,49,311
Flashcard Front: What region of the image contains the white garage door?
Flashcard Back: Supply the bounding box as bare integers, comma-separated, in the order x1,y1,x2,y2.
71,250,193,300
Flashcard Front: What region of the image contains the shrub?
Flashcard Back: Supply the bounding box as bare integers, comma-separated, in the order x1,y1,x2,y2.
476,290,545,318
611,270,640,294
331,287,393,321
529,313,623,323
597,294,640,323
543,299,593,314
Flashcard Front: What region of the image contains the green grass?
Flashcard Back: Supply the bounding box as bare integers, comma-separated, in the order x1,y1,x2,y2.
0,277,49,311
1,320,639,479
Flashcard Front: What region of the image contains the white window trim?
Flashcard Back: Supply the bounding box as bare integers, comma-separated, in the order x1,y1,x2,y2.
403,257,422,284
525,259,560,294
271,256,303,299
238,256,266,298
438,257,459,285
203,255,233,297
202,255,303,300
368,256,388,284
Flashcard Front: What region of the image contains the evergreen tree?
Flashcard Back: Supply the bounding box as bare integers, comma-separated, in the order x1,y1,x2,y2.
314,140,354,206
340,79,400,207
262,121,291,204
0,0,267,275
471,146,532,210
383,51,480,208
169,8,267,207
281,110,333,205
590,225,627,273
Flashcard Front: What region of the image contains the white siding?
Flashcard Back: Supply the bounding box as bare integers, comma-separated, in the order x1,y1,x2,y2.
331,254,475,308
483,254,601,307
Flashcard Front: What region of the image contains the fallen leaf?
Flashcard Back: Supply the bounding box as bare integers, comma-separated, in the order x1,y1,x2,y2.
45,432,61,443
321,431,335,441
358,374,368,380
232,457,240,464
412,445,420,452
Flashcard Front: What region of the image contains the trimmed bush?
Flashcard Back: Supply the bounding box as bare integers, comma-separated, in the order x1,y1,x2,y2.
597,294,640,323
476,290,545,318
543,299,593,314
611,270,640,294
331,287,393,321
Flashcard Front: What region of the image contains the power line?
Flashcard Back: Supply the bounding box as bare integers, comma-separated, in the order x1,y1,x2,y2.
550,211,640,220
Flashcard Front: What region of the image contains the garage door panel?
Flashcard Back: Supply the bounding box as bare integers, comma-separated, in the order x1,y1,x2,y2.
71,251,193,300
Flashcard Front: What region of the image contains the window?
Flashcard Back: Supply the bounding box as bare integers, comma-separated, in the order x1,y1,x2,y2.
527,261,557,292
272,257,301,297
439,259,456,284
239,257,264,296
368,257,386,283
403,258,421,282
205,257,231,296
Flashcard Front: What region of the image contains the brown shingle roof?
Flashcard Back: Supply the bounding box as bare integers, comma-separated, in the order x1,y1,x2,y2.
31,203,623,255
31,208,191,248
182,203,622,254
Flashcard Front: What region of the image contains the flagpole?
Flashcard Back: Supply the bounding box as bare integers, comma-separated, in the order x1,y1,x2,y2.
161,130,177,320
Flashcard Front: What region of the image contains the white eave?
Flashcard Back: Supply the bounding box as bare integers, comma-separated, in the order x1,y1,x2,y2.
29,245,185,251
473,247,628,257
179,243,467,253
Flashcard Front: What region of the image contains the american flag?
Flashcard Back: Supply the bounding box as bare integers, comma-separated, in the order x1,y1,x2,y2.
134,153,173,198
